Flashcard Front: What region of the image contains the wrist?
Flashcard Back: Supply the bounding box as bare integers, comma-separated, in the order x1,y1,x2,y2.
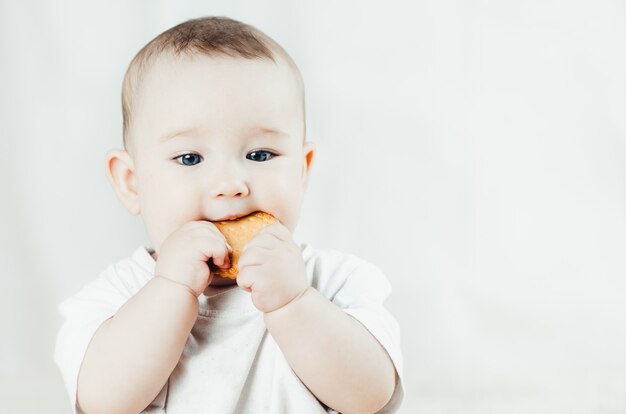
153,274,201,298
264,286,313,320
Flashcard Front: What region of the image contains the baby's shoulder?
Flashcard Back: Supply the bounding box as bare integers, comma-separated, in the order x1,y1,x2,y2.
300,243,391,301
71,246,154,302
58,246,153,319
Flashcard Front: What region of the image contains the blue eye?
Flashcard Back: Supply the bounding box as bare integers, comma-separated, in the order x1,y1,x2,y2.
174,153,203,166
247,150,276,162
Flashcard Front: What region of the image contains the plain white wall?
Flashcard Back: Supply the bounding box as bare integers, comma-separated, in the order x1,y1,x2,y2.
1,0,625,412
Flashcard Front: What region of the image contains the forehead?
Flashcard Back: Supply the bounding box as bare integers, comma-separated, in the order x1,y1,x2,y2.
130,53,304,144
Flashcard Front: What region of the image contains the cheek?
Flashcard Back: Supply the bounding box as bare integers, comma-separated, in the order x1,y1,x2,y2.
136,172,199,249
260,163,303,198
258,167,305,230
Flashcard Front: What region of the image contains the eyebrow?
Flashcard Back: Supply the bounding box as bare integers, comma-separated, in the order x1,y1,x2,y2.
159,127,202,143
160,126,289,142
250,127,289,138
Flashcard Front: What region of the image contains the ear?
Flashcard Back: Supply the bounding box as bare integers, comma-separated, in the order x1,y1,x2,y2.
301,141,316,189
105,149,141,215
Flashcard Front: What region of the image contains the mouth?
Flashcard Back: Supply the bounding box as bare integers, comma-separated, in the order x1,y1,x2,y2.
211,211,258,222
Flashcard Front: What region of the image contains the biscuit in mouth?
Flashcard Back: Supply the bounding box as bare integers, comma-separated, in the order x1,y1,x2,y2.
210,211,278,279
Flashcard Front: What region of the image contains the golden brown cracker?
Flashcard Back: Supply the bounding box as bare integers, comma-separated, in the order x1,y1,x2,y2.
211,211,278,279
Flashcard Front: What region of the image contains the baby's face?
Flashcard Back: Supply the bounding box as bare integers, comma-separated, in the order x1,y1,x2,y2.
127,53,313,254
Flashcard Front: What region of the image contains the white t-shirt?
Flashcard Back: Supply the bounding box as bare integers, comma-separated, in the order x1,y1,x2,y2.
54,244,404,413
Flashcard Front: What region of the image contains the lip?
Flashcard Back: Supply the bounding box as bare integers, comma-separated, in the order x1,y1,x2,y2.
211,212,255,222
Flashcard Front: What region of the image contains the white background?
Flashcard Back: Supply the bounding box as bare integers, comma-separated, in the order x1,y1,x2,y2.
1,1,625,413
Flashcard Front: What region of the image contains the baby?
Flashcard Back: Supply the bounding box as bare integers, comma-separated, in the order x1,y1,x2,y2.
55,17,403,414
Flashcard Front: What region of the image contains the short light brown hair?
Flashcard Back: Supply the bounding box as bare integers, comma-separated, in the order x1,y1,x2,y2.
121,16,303,149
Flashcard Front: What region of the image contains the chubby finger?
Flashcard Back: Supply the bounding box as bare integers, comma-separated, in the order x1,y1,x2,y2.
177,222,231,254
207,243,231,268
195,221,234,251
256,222,291,241
242,232,282,254
187,225,231,268
236,264,260,292
237,246,267,270
210,245,231,269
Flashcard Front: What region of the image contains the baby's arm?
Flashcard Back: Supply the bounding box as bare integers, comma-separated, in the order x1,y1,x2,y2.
77,277,198,414
237,224,397,413
264,288,396,414
77,221,231,414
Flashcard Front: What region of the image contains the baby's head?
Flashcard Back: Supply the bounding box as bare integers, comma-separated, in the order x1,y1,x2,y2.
106,17,315,253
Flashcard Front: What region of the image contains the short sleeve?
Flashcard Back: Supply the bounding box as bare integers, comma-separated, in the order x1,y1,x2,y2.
53,267,140,413
331,261,405,413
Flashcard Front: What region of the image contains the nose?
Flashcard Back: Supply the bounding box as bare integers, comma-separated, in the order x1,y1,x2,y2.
208,161,250,198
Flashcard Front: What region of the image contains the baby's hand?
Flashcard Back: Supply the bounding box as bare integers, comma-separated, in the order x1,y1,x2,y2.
155,221,232,297
236,223,308,313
